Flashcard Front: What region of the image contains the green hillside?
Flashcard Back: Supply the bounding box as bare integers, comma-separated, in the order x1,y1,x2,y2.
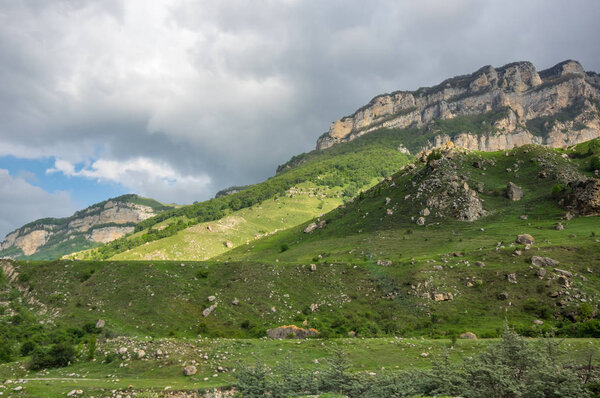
83,128,414,260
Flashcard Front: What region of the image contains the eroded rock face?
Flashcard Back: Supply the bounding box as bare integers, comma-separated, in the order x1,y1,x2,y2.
0,195,166,258
316,60,600,152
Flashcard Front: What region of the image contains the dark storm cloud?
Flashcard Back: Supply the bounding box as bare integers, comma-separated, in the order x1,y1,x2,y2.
0,0,599,207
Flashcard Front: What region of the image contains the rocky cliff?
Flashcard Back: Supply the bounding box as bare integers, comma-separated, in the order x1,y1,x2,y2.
0,194,172,259
317,60,600,152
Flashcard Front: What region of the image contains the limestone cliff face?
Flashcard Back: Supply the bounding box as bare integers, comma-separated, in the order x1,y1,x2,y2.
0,195,169,258
317,60,600,152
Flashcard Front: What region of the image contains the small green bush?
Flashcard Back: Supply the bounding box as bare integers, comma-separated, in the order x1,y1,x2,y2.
29,341,76,370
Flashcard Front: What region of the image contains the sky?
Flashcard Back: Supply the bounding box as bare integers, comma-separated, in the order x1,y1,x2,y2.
1,0,599,239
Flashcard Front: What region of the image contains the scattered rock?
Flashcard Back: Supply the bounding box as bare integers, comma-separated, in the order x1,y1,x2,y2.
420,208,430,216
555,222,565,230
566,179,600,215
385,197,391,205
557,275,571,288
95,319,105,329
420,352,429,358
513,249,522,256
538,170,548,178
433,265,443,271
309,264,317,272
498,292,509,300
376,259,392,266
208,295,216,302
519,215,528,220
348,331,356,337
531,256,559,267
507,273,517,284
386,209,393,215
549,291,560,298
554,268,572,277
460,332,477,340
224,241,234,248
183,365,197,376
202,304,217,317
516,234,535,245
475,261,486,267
416,217,425,225
537,268,547,279
118,347,128,355
232,298,239,305
266,325,319,339
137,349,145,359
432,292,454,301
310,303,319,312
506,182,523,201
533,320,544,325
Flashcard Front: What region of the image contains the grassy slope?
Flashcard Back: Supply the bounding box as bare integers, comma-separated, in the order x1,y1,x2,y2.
107,183,345,261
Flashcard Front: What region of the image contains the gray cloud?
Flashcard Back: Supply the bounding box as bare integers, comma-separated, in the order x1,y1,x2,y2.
0,0,599,210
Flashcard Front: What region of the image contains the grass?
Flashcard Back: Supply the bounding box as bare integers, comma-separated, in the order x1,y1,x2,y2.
1,337,599,397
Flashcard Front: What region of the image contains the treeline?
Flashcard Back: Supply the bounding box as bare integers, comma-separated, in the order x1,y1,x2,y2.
91,130,412,259
235,329,598,397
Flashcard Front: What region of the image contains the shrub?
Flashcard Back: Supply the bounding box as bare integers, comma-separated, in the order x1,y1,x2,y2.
551,183,565,198
280,243,289,252
20,340,37,356
196,269,209,279
29,341,76,370
590,155,600,171
0,339,14,363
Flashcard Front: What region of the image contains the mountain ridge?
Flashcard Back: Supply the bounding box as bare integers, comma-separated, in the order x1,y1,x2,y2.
317,59,600,152
0,194,173,259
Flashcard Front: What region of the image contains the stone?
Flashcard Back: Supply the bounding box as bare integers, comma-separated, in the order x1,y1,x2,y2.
420,352,429,358
386,209,393,215
95,319,105,329
433,265,443,270
416,217,425,225
309,264,317,271
519,215,528,220
377,259,392,266
304,223,318,233
137,349,145,359
348,331,356,337
498,292,509,300
555,222,565,230
267,325,319,339
420,208,430,216
549,291,560,298
558,275,571,288
118,347,128,355
310,303,319,312
533,319,544,325
224,240,234,248
537,268,546,278
183,365,197,376
432,292,454,301
202,304,217,317
506,182,523,201
554,268,572,277
385,197,391,205
567,179,600,215
208,295,216,302
232,298,239,305
460,332,477,339
475,261,486,267
516,234,535,245
513,249,522,256
531,256,559,267
507,273,517,284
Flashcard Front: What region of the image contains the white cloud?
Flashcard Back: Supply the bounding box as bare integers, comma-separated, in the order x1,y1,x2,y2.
0,169,77,240
47,157,211,204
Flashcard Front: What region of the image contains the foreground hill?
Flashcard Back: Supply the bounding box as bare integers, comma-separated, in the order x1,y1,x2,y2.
0,194,172,260
317,60,600,152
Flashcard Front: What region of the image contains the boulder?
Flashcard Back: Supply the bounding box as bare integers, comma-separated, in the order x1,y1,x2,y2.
267,325,319,339
555,222,565,230
507,273,517,284
531,256,559,267
567,179,600,215
506,182,523,201
202,304,217,317
183,365,197,376
537,268,546,279
95,319,105,329
432,292,454,301
304,223,318,234
460,332,477,340
516,234,535,245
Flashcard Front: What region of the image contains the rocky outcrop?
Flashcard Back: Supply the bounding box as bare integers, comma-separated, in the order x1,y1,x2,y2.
566,179,600,215
266,325,319,339
317,60,600,152
0,194,169,259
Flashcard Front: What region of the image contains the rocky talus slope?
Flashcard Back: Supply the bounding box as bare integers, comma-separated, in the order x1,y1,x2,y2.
0,194,171,259
317,60,600,152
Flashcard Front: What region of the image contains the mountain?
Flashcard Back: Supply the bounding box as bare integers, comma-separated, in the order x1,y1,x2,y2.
0,194,173,260
317,60,600,153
